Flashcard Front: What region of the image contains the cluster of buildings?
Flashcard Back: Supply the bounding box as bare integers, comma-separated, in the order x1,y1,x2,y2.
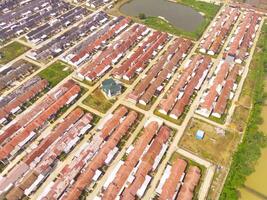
112,31,169,81
64,16,131,67
159,55,212,120
34,106,138,200
0,76,48,125
0,108,93,199
100,119,171,199
2,108,93,199
156,158,201,200
73,0,111,9
199,7,240,55
0,0,72,42
77,23,150,81
196,61,242,118
86,0,111,9
223,11,262,63
27,12,109,61
0,60,38,92
0,79,81,163
26,6,89,44
127,38,192,105
1,0,265,199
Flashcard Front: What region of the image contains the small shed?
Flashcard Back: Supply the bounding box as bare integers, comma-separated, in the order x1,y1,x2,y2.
195,130,205,140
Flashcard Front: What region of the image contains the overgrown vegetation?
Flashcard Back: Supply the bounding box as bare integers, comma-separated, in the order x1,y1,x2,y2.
38,61,73,87
220,22,267,200
0,41,30,64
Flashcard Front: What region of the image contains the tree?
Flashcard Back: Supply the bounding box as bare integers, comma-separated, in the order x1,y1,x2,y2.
138,13,146,19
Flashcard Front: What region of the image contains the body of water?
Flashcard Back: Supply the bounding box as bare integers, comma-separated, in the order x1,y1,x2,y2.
239,78,267,200
120,0,204,32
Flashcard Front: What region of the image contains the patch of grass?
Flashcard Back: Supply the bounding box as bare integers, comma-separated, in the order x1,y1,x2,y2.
38,61,73,87
0,41,30,65
179,118,240,166
83,88,115,113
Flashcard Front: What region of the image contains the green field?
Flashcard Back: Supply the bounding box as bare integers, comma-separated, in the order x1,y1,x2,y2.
0,42,30,65
82,88,115,113
143,0,220,40
38,61,73,87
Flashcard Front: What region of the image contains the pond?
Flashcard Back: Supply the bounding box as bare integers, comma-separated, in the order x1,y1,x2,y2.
120,0,204,32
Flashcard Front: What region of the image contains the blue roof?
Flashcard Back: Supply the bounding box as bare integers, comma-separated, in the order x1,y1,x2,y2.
195,130,205,140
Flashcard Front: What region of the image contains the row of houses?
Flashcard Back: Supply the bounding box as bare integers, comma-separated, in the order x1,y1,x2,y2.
61,111,138,200
127,38,192,105
36,106,138,200
112,30,168,81
0,60,38,92
196,61,242,118
77,24,149,81
101,119,171,200
159,55,212,119
156,158,201,200
0,77,48,125
64,16,132,67
5,112,93,200
0,76,41,108
0,80,81,163
26,6,89,44
0,0,22,13
0,0,72,42
223,11,262,63
0,108,91,199
27,11,109,61
199,7,240,55
86,0,111,9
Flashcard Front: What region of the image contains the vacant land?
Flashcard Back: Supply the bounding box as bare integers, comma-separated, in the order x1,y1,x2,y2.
0,41,30,65
179,118,240,166
38,61,73,87
83,88,115,113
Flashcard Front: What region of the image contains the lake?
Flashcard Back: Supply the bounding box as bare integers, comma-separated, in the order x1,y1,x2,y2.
239,78,267,200
120,0,204,32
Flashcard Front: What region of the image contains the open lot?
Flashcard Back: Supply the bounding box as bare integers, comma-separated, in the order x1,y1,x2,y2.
38,61,73,87
82,88,115,113
179,118,241,166
0,42,30,65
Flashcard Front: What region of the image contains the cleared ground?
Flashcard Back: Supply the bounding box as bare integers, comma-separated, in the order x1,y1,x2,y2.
179,118,241,166
0,42,30,65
